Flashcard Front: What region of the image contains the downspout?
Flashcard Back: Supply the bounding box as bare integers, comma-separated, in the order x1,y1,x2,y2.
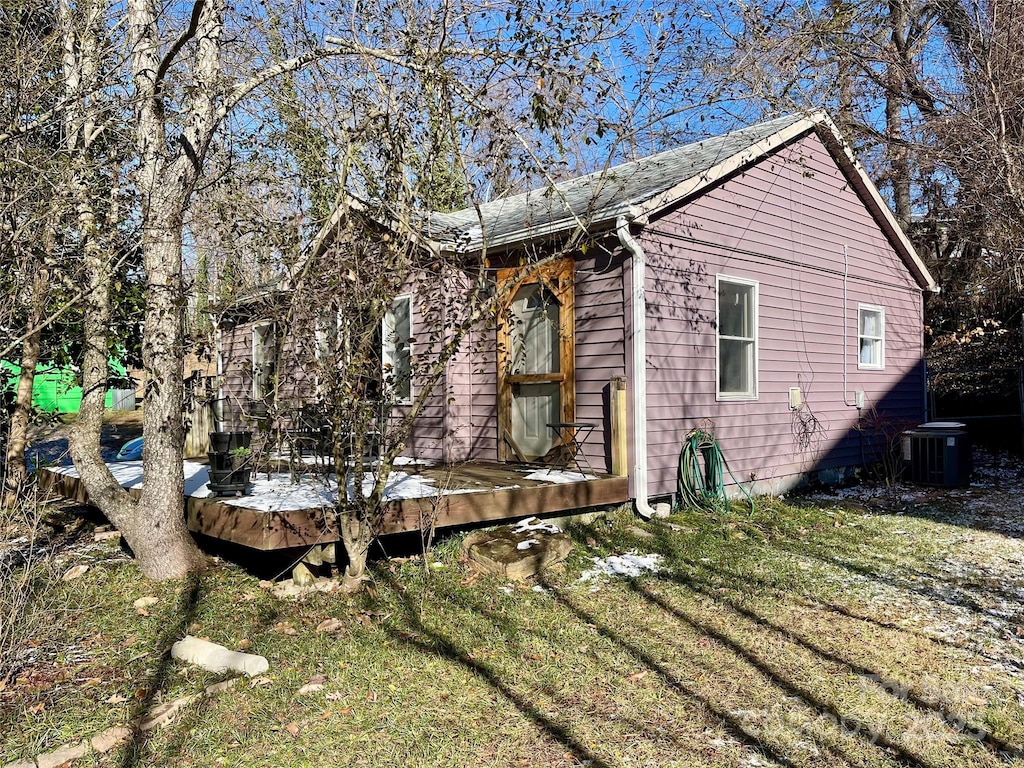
616,215,658,519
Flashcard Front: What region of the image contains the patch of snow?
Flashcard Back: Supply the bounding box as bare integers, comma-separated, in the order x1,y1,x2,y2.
49,458,537,514
522,469,596,484
512,516,561,535
210,474,336,512
579,551,663,582
517,538,540,551
391,456,434,467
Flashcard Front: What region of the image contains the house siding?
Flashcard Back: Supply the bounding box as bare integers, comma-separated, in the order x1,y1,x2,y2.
573,247,629,474
641,132,925,497
216,317,316,429
450,319,499,462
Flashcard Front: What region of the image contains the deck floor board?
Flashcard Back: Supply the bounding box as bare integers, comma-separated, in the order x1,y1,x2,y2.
42,462,629,551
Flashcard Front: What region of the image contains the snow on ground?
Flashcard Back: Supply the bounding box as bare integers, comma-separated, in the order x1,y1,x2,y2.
579,551,663,583
512,516,562,535
802,450,1024,693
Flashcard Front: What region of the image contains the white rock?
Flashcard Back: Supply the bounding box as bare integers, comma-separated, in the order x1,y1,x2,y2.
36,742,88,768
61,564,89,581
170,635,269,676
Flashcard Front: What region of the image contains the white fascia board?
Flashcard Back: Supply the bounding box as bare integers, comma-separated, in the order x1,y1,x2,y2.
440,202,636,257
810,112,938,293
630,115,824,223
628,110,938,294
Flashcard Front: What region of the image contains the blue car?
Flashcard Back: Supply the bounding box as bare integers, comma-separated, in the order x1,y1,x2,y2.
116,437,144,461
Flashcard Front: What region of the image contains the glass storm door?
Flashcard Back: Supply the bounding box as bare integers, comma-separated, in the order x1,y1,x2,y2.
497,261,575,462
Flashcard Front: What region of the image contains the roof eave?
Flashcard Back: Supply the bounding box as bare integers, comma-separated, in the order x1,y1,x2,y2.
629,114,825,223
439,202,637,257
810,114,939,293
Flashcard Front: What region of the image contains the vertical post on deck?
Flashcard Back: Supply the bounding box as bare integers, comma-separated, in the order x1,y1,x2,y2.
610,375,628,477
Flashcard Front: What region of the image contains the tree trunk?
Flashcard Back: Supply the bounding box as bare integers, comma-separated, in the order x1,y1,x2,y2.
2,255,49,508
65,0,207,579
886,0,913,231
71,194,207,579
340,508,373,590
135,203,208,577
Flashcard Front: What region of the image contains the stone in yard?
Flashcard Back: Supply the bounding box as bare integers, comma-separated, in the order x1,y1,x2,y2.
170,636,269,676
139,695,195,731
91,726,132,753
321,543,337,564
291,562,316,587
462,523,572,581
61,564,89,581
627,525,655,539
36,741,88,768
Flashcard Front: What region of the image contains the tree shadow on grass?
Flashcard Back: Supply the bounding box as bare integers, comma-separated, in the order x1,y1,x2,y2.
375,567,805,768
374,568,613,768
547,573,917,768
115,573,204,768
574,524,1017,766
633,574,1019,763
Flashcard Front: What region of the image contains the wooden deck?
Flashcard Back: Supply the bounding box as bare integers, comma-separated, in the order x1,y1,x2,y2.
42,462,629,551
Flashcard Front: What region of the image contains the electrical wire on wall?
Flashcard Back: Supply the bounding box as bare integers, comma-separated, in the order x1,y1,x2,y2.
675,422,754,515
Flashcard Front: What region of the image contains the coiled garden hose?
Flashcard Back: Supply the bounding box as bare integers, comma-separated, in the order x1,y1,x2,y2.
675,429,754,514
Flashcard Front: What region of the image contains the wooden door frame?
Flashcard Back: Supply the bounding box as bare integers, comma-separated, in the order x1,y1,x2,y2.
496,259,575,462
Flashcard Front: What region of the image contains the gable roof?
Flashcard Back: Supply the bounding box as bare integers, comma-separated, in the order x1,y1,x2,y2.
306,111,936,292
421,110,936,292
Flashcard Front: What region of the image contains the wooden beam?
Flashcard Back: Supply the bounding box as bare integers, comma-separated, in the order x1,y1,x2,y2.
381,475,628,534
610,375,628,477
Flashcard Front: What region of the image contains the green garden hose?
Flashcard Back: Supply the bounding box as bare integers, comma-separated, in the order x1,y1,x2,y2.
675,429,754,514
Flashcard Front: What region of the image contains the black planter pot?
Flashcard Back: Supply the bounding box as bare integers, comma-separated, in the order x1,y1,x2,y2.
207,460,252,495
209,430,252,454
209,431,232,453
206,437,253,495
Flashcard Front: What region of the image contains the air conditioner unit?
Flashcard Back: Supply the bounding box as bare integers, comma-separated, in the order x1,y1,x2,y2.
902,422,971,488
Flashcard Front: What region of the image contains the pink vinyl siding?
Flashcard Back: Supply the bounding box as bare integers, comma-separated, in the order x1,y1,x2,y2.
217,317,318,429
640,132,925,496
449,320,499,462
572,248,628,474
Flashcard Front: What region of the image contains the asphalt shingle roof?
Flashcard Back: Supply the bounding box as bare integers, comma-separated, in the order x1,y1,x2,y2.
423,113,809,252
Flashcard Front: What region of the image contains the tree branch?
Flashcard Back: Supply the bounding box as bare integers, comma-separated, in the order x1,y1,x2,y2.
153,0,205,97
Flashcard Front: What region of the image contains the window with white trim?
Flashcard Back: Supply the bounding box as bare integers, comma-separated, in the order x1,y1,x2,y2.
382,295,412,402
252,321,276,401
858,305,885,369
717,276,758,399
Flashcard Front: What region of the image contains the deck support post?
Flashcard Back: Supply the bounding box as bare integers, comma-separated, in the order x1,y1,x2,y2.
611,375,628,477
303,544,324,567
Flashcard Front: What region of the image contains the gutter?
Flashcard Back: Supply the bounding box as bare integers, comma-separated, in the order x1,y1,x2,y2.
616,215,659,520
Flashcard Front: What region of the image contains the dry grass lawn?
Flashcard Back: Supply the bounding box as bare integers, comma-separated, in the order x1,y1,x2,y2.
2,453,1024,767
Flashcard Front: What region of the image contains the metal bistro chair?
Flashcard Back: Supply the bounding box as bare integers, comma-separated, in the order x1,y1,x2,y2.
286,403,333,476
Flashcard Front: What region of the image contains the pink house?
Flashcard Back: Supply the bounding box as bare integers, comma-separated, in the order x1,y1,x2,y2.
219,111,937,521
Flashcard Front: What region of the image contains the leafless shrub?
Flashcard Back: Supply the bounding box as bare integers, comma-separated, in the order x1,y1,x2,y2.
0,488,54,686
